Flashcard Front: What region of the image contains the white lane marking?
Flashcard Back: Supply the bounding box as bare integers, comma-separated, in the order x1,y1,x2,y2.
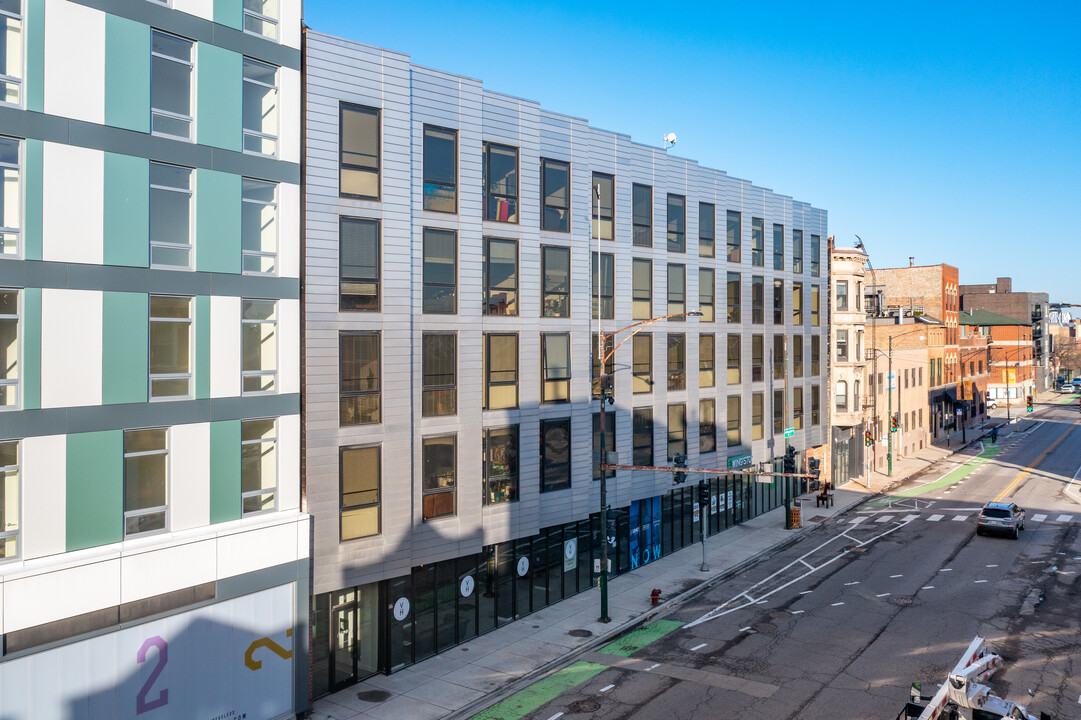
645,663,660,672
547,713,564,720
791,610,804,614
849,516,867,525
1033,514,1048,522
800,559,816,570
1056,515,1073,522
876,593,891,597
986,564,998,568
922,586,935,590
875,515,892,523
756,600,768,605
903,514,920,522
940,568,953,572
799,590,813,595
928,514,944,522
691,643,707,651
844,581,860,586
890,574,904,578
944,489,953,493
1066,459,1081,506
1031,561,1044,564
600,684,615,693
739,626,752,632
975,580,988,584
952,515,968,521
831,602,845,607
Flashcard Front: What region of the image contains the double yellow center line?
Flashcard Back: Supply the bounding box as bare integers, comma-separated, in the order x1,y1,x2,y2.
993,419,1081,502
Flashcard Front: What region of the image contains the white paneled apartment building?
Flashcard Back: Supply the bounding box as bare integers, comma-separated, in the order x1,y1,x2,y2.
304,31,829,694
0,1,307,718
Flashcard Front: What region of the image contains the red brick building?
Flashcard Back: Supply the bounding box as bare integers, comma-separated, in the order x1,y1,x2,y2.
960,309,1033,411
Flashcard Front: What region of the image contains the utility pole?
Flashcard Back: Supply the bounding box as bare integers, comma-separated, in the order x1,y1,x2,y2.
888,334,894,477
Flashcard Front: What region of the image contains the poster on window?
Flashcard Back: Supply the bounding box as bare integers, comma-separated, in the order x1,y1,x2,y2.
0,585,296,720
629,500,640,568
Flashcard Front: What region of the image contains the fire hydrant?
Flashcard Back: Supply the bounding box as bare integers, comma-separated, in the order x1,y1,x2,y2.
650,588,662,607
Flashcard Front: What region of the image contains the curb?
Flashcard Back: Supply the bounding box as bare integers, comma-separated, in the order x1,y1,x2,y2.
445,495,875,720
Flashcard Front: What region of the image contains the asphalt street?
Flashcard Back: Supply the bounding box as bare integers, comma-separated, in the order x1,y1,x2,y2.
507,400,1081,720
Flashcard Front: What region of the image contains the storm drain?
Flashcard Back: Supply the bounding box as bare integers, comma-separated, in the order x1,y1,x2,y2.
568,629,594,638
569,699,602,713
357,690,392,703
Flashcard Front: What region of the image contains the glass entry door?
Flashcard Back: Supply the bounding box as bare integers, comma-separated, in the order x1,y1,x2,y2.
331,589,357,690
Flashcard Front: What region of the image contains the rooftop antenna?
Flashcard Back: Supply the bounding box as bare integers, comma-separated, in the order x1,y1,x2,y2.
663,133,677,151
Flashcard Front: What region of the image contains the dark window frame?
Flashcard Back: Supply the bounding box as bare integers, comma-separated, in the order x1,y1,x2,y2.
773,223,784,271
540,418,572,493
700,333,715,388
667,333,686,391
541,158,571,232
727,396,741,447
667,403,687,460
340,444,381,540
339,103,380,200
632,258,653,320
422,124,457,213
751,276,764,324
810,234,821,277
699,202,715,258
751,217,764,267
726,210,741,263
632,183,653,247
541,245,570,318
773,278,784,325
792,229,803,274
339,216,380,312
633,333,652,394
483,426,519,505
727,272,740,323
632,407,654,466
340,331,381,426
592,172,614,241
699,267,715,322
484,237,518,316
592,251,615,320
422,333,456,417
483,141,519,223
726,334,741,384
667,194,686,253
483,333,519,410
700,398,717,453
667,263,686,318
422,435,457,521
422,227,457,314
541,332,571,404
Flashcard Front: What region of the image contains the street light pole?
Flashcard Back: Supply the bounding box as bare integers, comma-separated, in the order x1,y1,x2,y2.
888,334,893,477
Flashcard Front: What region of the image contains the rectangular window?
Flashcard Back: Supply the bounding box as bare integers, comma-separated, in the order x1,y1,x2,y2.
811,335,821,376
751,276,764,324
633,334,652,393
540,419,571,492
123,428,168,537
727,396,741,447
542,158,570,232
592,173,614,240
836,329,849,361
340,332,380,425
752,334,763,382
700,399,716,453
0,1,22,106
632,408,653,466
773,389,784,435
667,333,685,391
241,418,277,514
0,289,17,407
667,403,686,460
0,136,20,255
751,217,764,267
422,436,456,520
340,104,379,199
341,445,380,539
700,334,715,387
836,280,848,311
727,272,740,323
810,285,820,327
699,268,715,322
792,282,803,325
632,258,652,320
667,264,686,317
484,146,521,220
485,237,518,315
151,31,193,140
0,440,18,559
149,295,192,400
726,210,741,263
792,229,803,274
592,252,614,319
422,334,456,416
699,202,715,257
773,224,784,270
241,299,276,394
793,387,804,430
592,333,614,399
340,217,380,311
483,426,518,505
632,183,652,246
243,0,278,39
667,194,686,253
541,333,570,403
810,234,821,277
149,162,192,269
423,126,457,213
242,58,278,155
726,334,740,384
751,393,763,440
242,178,278,275
423,228,456,314
773,279,784,325
484,333,518,410
592,410,616,480
774,335,784,380
811,385,821,425
541,246,570,317
793,334,804,378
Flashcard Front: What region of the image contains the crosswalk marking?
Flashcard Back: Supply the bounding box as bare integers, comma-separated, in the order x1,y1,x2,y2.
875,515,892,523
849,512,1079,526
903,514,919,521
928,514,944,522
1033,514,1047,522
952,515,968,521
848,517,867,525
1057,515,1073,522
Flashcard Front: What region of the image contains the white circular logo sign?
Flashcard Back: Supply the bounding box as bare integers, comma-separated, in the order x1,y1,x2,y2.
517,556,530,577
392,597,410,621
565,538,577,560
460,575,475,598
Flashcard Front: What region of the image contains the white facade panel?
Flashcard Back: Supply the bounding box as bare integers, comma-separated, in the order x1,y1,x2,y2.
119,538,216,603
276,413,300,512
168,422,211,532
41,143,104,265
279,68,302,165
216,521,298,579
19,434,67,561
4,557,120,633
42,0,105,124
278,182,301,279
278,298,300,395
209,295,241,398
40,289,103,409
172,0,214,21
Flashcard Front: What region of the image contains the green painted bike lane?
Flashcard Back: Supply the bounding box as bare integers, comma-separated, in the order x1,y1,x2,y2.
867,443,1002,506
469,619,683,720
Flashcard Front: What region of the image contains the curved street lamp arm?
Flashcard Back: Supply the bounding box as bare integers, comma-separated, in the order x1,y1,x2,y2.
599,311,702,365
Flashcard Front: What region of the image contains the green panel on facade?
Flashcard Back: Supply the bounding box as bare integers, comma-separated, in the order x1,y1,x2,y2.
104,153,150,267
195,169,241,274
194,295,211,398
104,14,150,133
25,0,45,113
196,44,241,151
21,287,41,410
23,139,43,261
209,420,241,524
213,0,243,30
67,430,124,551
102,292,148,405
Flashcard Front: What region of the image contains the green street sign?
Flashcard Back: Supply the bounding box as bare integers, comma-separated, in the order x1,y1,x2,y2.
784,427,795,438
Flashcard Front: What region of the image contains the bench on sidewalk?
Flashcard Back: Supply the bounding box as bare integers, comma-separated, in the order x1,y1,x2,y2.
816,492,834,508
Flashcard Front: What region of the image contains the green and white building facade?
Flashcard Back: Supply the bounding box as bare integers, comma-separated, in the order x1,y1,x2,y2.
0,1,307,718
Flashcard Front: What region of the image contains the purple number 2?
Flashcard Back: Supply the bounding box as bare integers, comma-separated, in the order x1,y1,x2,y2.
136,636,169,714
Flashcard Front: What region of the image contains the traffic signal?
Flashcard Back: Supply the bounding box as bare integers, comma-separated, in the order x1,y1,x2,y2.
864,430,873,446
697,480,709,507
808,457,822,491
1026,395,1033,412
783,446,797,474
890,415,898,432
672,453,688,484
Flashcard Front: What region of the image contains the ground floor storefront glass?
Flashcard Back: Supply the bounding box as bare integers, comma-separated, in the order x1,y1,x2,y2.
311,471,797,697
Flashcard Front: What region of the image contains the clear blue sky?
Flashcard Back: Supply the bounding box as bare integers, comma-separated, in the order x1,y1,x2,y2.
304,1,1081,303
